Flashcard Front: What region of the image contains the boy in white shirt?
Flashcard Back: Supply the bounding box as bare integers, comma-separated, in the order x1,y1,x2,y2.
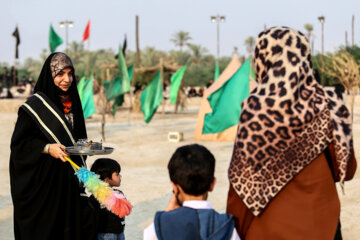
144,144,240,240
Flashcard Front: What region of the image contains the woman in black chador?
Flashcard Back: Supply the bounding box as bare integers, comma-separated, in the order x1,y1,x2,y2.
10,53,96,239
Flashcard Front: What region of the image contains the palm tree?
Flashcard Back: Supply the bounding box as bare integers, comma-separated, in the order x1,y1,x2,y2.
187,43,209,65
170,31,192,51
244,36,255,56
304,23,314,43
141,47,160,67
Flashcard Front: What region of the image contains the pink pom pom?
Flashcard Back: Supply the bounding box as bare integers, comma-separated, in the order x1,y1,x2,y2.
111,197,133,218
104,194,117,210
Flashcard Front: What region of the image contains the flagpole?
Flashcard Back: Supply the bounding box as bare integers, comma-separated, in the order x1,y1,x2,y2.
87,35,90,78
160,58,165,115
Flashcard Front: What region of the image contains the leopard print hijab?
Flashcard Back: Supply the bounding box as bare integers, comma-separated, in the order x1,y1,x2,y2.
228,27,353,216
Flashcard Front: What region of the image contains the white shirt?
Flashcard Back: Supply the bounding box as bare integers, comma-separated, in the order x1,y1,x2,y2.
143,200,241,240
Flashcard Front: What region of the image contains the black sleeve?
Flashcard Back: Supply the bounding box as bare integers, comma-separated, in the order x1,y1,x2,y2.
10,108,48,172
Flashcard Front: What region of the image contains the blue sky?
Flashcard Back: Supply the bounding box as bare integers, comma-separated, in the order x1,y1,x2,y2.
1,0,360,63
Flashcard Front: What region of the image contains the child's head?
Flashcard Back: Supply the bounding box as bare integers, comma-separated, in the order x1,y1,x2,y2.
91,158,122,187
168,144,215,197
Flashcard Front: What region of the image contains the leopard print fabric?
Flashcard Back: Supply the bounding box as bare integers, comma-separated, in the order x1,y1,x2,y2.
228,27,353,216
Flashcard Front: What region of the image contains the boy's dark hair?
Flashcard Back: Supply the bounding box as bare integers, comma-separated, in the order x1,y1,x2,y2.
90,158,121,180
168,144,215,196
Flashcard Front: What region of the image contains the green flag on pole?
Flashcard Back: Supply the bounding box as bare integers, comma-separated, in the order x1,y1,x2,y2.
49,24,63,53
140,70,163,123
77,76,86,101
118,45,130,95
127,64,134,83
203,58,251,134
110,65,134,115
81,75,96,119
169,64,187,104
214,60,220,81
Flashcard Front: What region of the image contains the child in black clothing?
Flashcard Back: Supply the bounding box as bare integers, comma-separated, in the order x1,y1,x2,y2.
90,158,127,240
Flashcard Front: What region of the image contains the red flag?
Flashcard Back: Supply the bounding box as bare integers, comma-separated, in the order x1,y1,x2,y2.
82,20,91,42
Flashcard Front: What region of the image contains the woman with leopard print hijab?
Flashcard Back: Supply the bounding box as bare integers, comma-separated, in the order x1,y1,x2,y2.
226,27,356,239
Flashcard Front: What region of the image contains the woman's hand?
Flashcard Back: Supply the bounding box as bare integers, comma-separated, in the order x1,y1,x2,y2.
48,144,69,162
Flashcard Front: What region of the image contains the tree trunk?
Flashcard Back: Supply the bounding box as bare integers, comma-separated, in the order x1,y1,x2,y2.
135,15,141,67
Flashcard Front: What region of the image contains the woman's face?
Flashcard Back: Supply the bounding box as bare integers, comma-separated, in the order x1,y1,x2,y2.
53,67,73,92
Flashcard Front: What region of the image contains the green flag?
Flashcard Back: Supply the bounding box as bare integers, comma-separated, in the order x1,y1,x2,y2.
77,76,86,101
127,64,134,82
118,45,130,95
105,76,121,101
110,65,134,115
169,64,187,104
140,70,163,123
111,95,124,115
81,75,96,119
49,24,63,53
203,58,251,134
105,52,133,102
214,60,220,81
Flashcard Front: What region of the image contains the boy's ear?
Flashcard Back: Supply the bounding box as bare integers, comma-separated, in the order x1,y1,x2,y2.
170,181,178,194
104,177,110,184
208,177,216,192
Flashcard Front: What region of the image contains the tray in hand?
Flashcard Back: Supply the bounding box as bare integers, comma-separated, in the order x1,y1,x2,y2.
66,146,114,156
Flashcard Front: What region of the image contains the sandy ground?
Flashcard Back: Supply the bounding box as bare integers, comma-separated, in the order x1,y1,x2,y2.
0,97,359,239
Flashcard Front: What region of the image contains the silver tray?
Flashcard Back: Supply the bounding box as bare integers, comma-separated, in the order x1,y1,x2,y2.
66,146,114,156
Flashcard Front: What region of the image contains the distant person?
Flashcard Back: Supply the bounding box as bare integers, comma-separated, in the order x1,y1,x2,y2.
20,76,27,86
197,86,204,97
144,144,240,240
6,88,13,98
11,66,18,86
90,158,128,240
133,81,142,94
187,86,197,97
4,66,11,88
206,79,214,88
227,26,357,240
28,77,35,95
163,82,169,100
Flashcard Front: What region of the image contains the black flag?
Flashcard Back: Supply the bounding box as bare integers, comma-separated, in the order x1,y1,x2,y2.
12,27,20,59
122,34,127,57
115,34,127,59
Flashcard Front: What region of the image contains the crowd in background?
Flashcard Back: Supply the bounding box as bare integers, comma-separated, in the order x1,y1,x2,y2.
0,66,35,98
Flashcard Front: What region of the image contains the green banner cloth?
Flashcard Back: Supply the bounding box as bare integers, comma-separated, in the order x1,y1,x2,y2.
127,64,134,82
118,45,130,95
77,76,86,101
214,60,220,81
49,24,63,53
140,70,163,123
169,64,187,104
203,58,251,134
105,56,133,102
110,65,134,115
81,75,96,119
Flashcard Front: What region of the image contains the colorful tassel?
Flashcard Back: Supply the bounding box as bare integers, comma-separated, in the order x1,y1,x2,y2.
65,157,132,218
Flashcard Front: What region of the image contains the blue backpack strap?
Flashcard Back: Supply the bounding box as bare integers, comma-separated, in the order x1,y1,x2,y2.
154,207,201,240
197,209,235,240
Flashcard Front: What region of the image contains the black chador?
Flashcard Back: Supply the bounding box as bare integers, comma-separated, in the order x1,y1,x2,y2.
10,53,96,239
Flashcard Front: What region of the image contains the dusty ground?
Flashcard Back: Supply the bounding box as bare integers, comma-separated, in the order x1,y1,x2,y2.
0,97,359,239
